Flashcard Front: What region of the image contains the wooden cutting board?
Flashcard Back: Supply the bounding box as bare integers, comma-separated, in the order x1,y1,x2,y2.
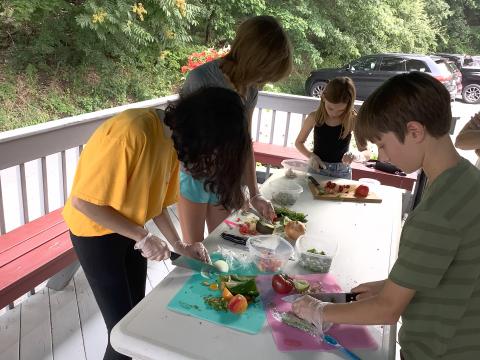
308,177,382,203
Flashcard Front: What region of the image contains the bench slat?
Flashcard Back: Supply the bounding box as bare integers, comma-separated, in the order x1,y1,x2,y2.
0,231,76,309
0,221,68,268
0,209,64,254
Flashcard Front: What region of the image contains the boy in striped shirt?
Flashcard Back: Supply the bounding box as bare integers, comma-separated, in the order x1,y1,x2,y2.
293,72,480,360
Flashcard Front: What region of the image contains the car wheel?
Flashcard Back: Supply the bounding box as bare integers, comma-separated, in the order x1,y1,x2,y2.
309,81,328,98
462,84,480,104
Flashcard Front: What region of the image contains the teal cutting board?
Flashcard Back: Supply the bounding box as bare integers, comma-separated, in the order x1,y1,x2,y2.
167,273,266,334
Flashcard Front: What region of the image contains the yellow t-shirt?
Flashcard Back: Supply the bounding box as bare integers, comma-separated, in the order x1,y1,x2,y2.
62,108,179,236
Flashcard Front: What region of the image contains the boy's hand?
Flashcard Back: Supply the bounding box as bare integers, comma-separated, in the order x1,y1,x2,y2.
309,154,326,171
292,295,332,334
467,112,480,129
351,280,386,300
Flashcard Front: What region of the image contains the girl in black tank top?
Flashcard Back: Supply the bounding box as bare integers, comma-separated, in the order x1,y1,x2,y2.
295,77,370,179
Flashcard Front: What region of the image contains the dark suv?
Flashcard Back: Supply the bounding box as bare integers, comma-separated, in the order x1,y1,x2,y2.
305,53,457,101
434,53,480,104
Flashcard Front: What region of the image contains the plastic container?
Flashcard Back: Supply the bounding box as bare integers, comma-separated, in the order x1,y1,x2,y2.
247,235,294,273
295,234,338,273
281,159,309,178
267,178,304,206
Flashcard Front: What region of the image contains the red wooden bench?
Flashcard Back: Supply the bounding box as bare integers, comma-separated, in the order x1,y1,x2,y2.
0,208,77,309
253,142,418,192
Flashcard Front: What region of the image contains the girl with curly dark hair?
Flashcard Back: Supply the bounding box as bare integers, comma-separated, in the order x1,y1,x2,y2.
62,87,250,360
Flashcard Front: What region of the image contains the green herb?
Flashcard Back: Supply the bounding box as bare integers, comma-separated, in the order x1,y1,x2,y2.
204,296,228,311
307,248,326,255
274,207,308,223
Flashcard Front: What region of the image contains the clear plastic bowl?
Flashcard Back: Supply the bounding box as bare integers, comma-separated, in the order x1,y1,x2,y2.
281,159,309,178
295,234,338,273
247,235,294,273
267,178,304,206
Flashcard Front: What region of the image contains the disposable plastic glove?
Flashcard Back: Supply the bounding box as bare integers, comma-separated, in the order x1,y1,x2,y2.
177,241,211,263
292,295,332,335
309,153,326,171
134,233,171,261
342,151,366,165
250,194,276,222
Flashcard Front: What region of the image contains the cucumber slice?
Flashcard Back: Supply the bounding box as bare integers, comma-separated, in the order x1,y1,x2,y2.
293,279,310,293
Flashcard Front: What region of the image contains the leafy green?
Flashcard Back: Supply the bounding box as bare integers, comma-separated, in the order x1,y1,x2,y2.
225,279,259,298
274,207,308,223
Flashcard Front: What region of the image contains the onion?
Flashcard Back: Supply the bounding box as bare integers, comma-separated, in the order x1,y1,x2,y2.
284,221,306,241
213,260,229,273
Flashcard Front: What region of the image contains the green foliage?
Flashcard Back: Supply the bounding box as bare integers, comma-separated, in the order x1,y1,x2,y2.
1,0,480,131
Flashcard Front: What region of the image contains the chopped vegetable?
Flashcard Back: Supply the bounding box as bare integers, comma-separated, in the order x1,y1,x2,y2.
204,296,228,311
256,220,275,234
292,279,310,293
281,312,316,334
274,207,308,223
209,283,219,291
307,248,326,255
272,191,297,206
222,287,234,301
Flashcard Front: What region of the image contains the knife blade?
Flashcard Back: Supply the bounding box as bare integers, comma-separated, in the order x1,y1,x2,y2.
170,251,220,274
282,292,357,304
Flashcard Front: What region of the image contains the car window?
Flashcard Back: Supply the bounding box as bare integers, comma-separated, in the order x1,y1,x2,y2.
351,57,378,71
406,59,429,72
435,61,453,77
379,57,406,71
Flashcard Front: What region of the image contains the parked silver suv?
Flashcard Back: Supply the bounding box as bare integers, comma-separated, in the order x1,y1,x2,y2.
306,53,457,101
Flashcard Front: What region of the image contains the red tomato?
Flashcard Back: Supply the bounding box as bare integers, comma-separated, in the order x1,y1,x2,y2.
354,185,369,198
228,294,248,313
271,274,294,294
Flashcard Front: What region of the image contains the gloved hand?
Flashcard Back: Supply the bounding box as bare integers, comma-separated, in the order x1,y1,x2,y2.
250,194,276,222
134,233,171,261
177,241,211,263
309,153,326,171
342,151,366,165
292,295,332,335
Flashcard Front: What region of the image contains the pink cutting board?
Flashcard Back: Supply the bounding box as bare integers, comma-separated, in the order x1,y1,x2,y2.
256,274,378,352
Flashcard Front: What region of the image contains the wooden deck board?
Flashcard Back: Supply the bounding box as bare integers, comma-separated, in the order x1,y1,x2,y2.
0,204,204,360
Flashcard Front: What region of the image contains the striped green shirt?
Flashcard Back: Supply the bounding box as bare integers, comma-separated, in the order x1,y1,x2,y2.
389,158,480,360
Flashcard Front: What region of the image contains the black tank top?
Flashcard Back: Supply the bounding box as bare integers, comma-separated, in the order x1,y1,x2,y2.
313,123,351,163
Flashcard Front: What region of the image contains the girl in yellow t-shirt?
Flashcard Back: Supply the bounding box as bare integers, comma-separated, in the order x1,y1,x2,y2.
62,87,251,360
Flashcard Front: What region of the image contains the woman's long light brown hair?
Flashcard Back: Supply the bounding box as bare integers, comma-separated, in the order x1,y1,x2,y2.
314,77,356,139
220,15,293,96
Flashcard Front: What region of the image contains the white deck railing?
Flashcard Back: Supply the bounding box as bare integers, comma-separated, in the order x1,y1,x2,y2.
0,92,330,234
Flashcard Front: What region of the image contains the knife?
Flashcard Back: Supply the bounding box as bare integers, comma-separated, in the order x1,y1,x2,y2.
170,251,220,274
282,292,357,304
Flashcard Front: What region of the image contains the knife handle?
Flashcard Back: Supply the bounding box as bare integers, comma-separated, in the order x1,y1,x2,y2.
221,232,248,246
308,176,320,187
170,251,181,261
346,292,358,302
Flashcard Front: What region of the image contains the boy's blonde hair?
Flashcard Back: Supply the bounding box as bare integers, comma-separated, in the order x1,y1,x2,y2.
356,72,451,144
220,16,293,95
314,77,356,139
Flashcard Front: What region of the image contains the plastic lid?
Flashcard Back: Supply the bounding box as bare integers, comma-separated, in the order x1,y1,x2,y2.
269,178,304,193
247,235,294,260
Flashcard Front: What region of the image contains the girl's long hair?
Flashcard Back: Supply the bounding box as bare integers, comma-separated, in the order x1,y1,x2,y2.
165,87,251,211
220,15,293,96
314,77,356,139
